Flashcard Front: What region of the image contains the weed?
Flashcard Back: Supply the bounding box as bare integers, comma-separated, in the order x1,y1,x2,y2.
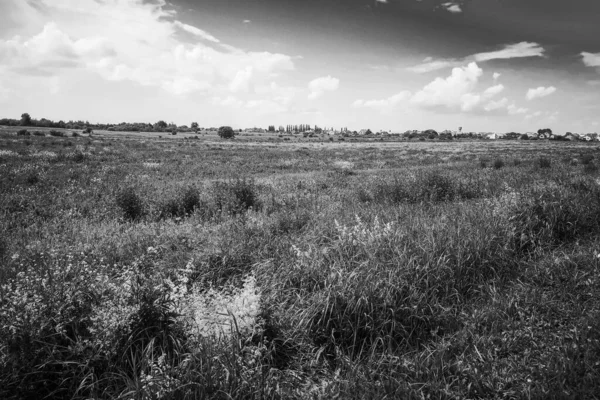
492,158,504,169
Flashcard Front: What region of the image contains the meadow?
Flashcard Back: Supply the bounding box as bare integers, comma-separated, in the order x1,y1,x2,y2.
1,127,600,399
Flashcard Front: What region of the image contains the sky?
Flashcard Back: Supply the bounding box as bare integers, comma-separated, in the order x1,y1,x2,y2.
0,0,599,133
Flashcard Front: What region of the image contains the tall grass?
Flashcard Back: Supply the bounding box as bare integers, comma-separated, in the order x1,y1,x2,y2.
1,134,600,398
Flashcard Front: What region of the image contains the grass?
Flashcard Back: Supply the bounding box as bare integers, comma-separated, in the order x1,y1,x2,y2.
1,127,600,399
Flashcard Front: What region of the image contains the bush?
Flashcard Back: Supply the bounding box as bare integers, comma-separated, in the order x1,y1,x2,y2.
581,154,594,165
492,158,504,169
32,131,45,136
584,162,598,174
171,130,177,135
17,129,30,136
218,126,235,139
71,131,80,137
116,187,144,221
537,157,552,169
158,186,201,219
213,178,260,214
71,151,86,163
49,130,65,137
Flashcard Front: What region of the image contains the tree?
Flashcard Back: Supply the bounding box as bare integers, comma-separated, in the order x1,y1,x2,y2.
191,122,199,132
218,126,235,139
20,113,32,126
154,120,168,130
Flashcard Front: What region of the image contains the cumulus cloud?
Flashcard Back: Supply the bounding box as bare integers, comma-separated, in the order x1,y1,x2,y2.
356,64,525,116
526,86,557,100
0,0,295,96
483,84,504,97
308,75,340,100
352,91,411,113
410,62,483,111
441,2,462,13
493,72,501,80
407,42,544,74
582,52,600,72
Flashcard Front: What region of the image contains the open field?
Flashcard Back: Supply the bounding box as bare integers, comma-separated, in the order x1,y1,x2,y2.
1,127,600,399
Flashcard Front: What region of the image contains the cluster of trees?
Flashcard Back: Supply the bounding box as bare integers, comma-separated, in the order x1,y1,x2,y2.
284,124,315,134
0,113,214,134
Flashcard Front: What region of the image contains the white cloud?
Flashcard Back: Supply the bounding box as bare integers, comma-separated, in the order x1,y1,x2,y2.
308,75,339,100
441,3,462,13
357,63,519,115
474,42,544,62
243,20,251,24
483,84,504,97
493,72,501,80
229,66,253,93
353,91,411,113
582,52,600,67
507,104,528,115
410,62,483,111
483,97,509,112
406,59,460,74
0,0,295,97
407,42,544,74
526,86,556,101
173,21,219,43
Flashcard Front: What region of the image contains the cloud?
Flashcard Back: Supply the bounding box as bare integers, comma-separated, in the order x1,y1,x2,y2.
441,2,462,13
308,75,339,100
406,59,460,74
0,0,295,97
243,20,251,24
483,84,504,97
352,91,411,113
410,62,483,111
582,52,600,72
473,42,544,62
407,42,544,74
173,21,219,43
493,72,501,80
356,63,521,115
526,86,556,100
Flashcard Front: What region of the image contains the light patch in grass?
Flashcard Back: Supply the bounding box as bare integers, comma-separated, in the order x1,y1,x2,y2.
184,274,261,339
143,162,161,169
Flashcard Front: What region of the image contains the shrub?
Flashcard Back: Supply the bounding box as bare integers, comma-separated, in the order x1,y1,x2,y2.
584,162,598,174
493,158,505,169
213,178,260,214
32,131,45,136
71,151,86,163
581,154,594,165
537,156,552,169
171,130,177,135
116,187,144,221
17,129,30,136
158,186,201,219
218,126,235,139
71,131,80,137
49,130,65,137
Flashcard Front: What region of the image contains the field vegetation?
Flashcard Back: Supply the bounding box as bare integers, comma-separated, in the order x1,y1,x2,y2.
1,127,600,399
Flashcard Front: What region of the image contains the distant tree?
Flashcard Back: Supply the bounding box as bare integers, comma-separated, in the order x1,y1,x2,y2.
20,113,32,126
155,120,168,130
365,129,372,135
191,122,199,132
218,126,235,139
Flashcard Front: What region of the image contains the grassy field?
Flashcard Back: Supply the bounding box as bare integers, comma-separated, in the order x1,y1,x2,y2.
1,127,600,399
